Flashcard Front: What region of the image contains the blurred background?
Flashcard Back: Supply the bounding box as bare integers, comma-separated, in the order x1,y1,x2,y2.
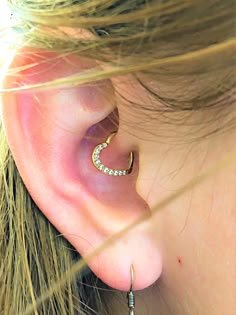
0,0,11,117
0,1,12,67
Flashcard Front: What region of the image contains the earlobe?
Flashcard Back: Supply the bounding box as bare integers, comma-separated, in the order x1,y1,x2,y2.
1,48,162,291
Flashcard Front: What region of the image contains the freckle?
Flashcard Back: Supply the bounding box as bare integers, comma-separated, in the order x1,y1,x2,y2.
177,256,183,266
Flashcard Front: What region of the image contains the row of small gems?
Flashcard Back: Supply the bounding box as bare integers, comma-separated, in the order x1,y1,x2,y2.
92,143,127,176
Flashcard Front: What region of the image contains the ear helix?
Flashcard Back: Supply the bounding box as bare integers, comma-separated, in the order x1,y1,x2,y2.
92,131,134,176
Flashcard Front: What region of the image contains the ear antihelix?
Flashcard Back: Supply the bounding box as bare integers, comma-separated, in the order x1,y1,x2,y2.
92,131,134,176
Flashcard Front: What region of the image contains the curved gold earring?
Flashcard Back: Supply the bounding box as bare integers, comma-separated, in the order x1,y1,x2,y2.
92,131,134,176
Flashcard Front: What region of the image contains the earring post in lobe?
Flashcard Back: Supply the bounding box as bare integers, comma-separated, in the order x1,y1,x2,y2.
92,131,134,176
127,265,135,315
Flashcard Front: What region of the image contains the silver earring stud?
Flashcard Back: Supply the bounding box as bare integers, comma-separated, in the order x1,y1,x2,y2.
127,265,135,315
92,131,134,176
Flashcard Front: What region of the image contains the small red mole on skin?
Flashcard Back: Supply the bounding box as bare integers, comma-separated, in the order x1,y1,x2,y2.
177,257,183,266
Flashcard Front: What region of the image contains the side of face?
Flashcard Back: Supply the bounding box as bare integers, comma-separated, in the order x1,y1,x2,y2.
1,48,236,315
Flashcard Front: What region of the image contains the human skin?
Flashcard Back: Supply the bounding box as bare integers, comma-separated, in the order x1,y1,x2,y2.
1,50,236,315
103,75,236,315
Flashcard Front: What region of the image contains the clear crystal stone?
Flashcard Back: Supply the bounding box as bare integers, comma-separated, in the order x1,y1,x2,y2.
118,171,123,176
122,170,127,175
114,171,119,176
93,154,99,160
104,167,109,173
109,170,114,175
99,164,104,170
95,159,101,165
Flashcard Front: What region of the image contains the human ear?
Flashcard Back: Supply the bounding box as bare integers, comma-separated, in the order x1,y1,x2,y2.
1,48,162,291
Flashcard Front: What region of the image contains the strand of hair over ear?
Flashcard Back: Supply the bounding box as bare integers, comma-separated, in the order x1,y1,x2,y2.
22,144,236,315
1,37,235,94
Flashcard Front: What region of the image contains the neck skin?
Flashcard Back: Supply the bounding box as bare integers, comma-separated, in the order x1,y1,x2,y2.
100,76,236,315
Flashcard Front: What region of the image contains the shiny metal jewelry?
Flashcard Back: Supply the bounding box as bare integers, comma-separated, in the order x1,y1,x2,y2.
92,131,134,176
127,265,135,315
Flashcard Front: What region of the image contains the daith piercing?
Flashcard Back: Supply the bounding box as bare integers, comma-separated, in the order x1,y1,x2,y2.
92,131,134,176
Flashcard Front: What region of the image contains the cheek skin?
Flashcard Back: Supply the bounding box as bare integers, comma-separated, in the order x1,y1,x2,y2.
145,141,236,314
114,97,236,313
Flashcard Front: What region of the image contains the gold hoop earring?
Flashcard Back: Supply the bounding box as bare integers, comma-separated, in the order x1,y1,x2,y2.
92,131,134,176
